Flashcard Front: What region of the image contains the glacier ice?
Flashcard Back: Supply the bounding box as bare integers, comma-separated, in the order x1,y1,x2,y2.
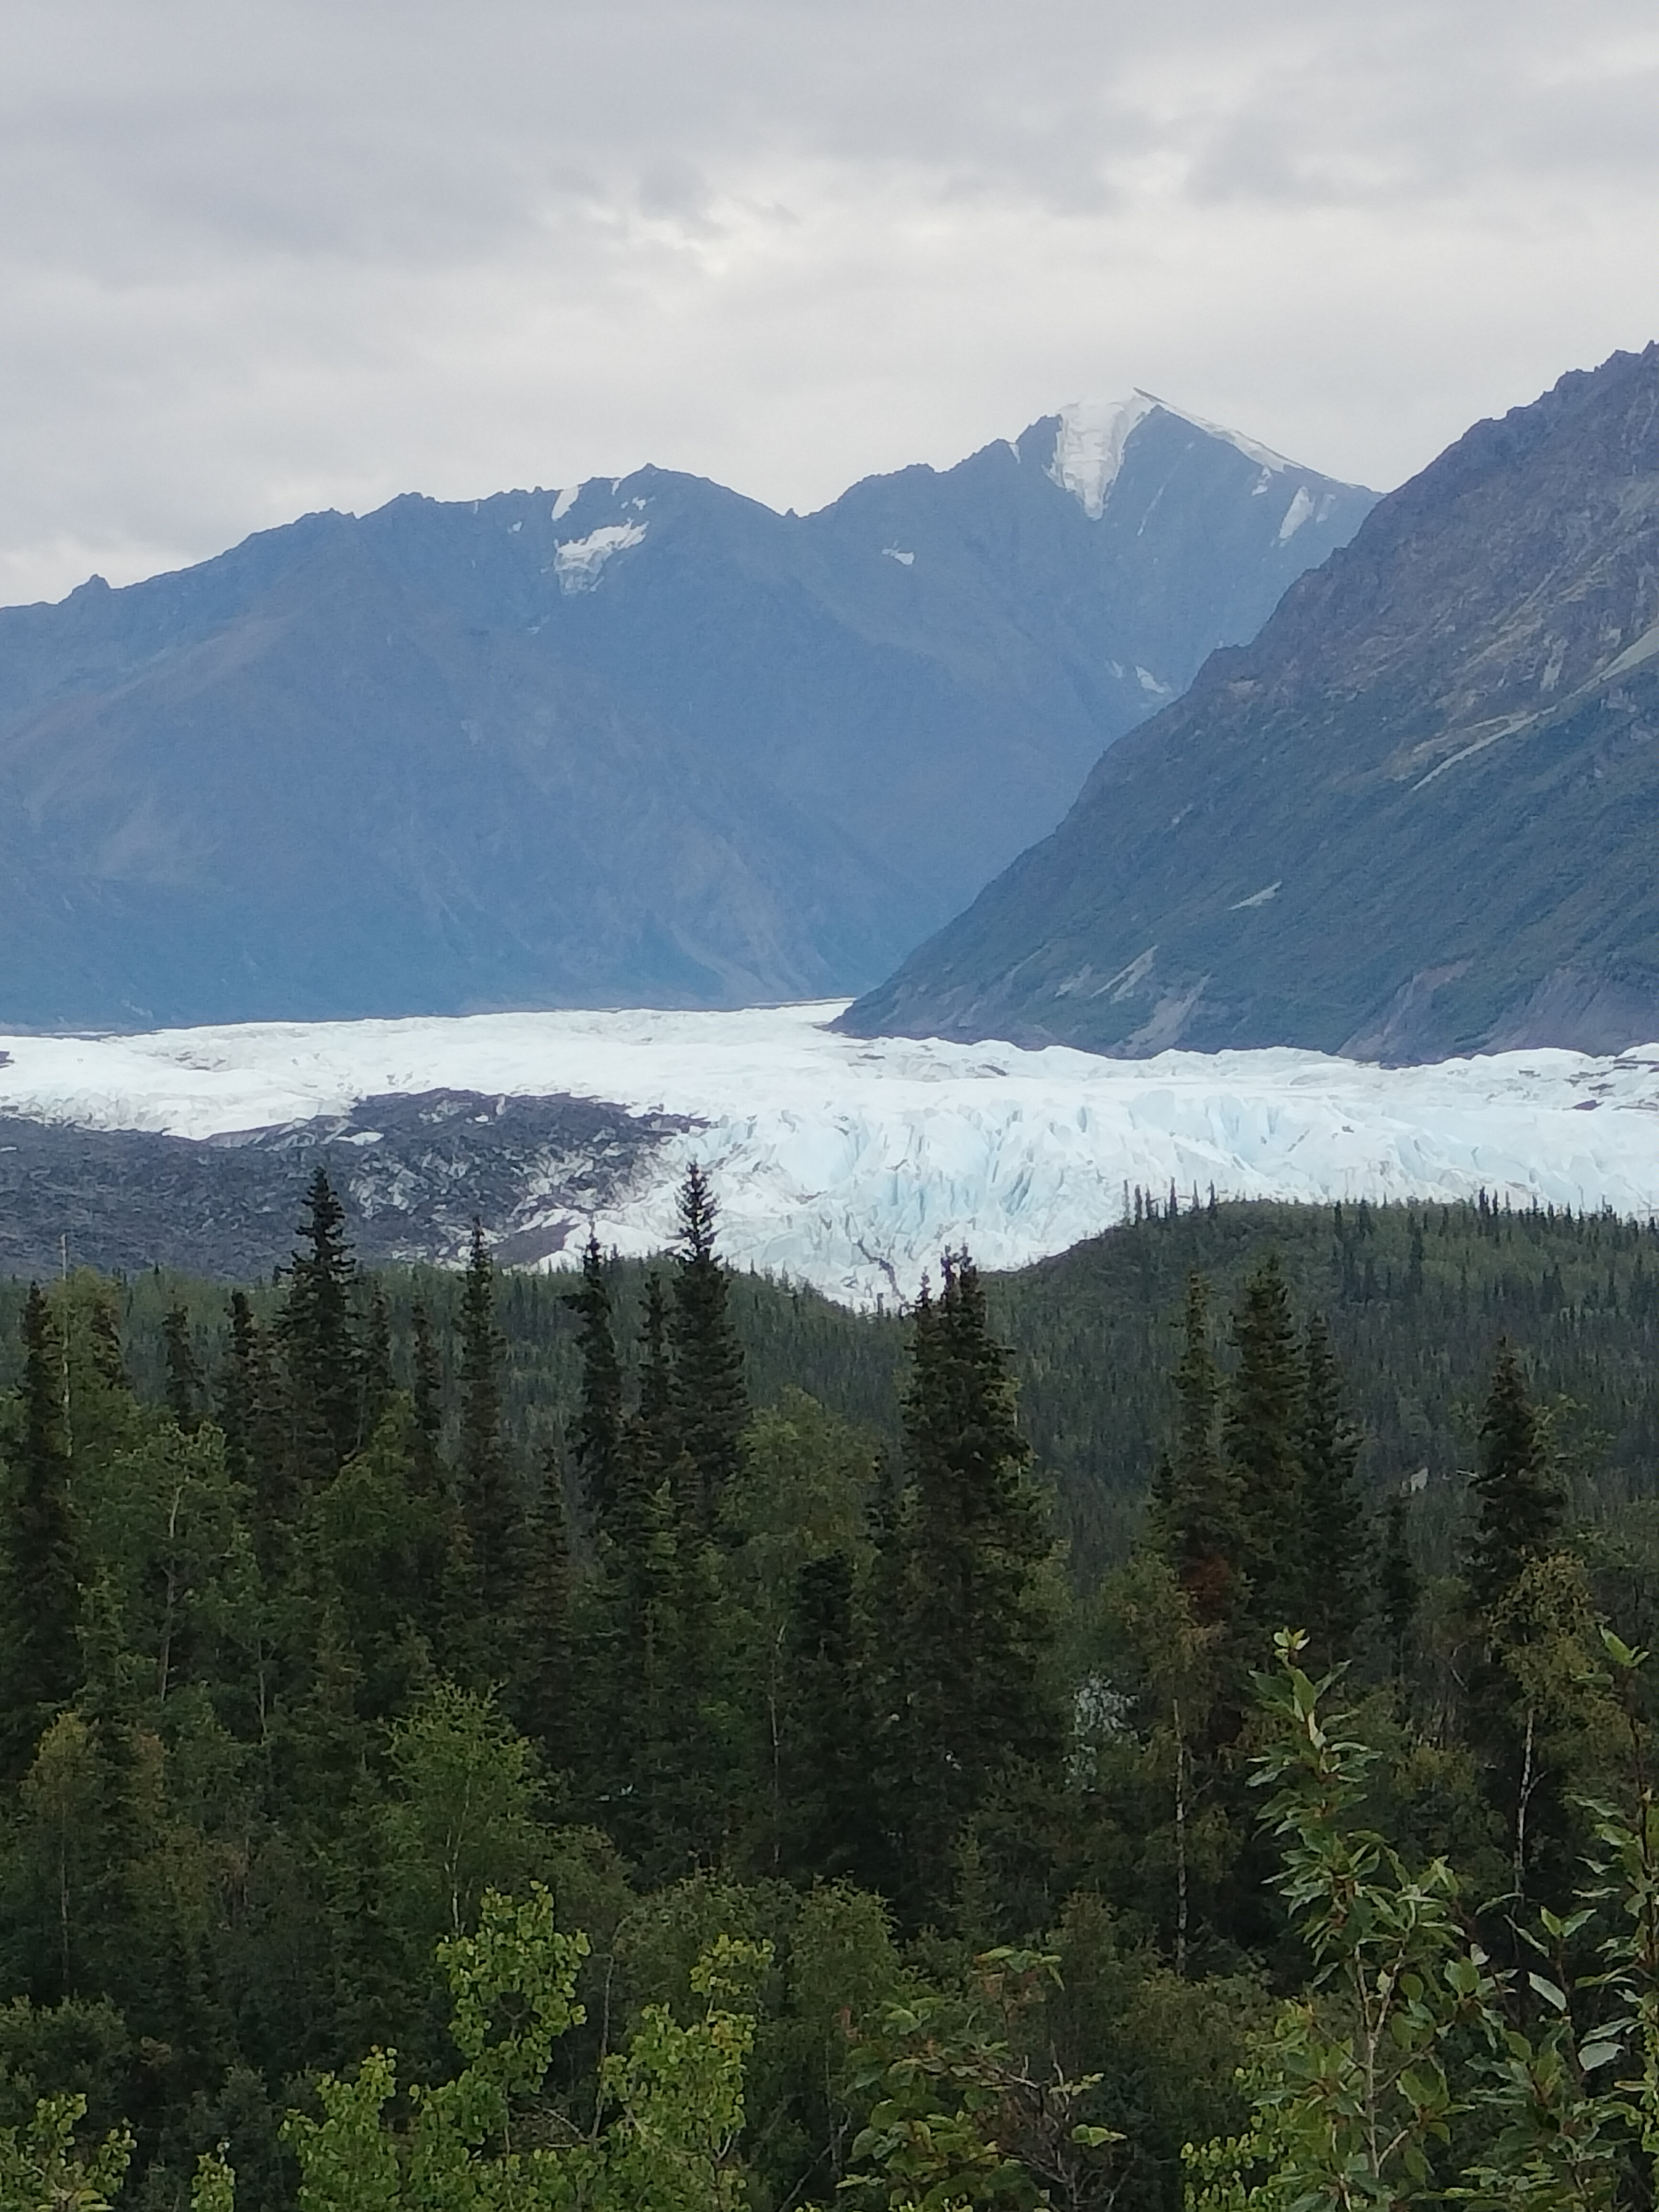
552,521,646,592
3,1002,1659,1308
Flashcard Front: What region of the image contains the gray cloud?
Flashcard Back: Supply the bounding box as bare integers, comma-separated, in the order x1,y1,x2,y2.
1,0,1655,601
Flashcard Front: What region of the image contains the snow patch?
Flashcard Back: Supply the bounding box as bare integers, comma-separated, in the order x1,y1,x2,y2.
552,522,647,593
882,546,916,566
6,1004,1659,1309
550,486,580,522
1277,487,1315,543
1048,395,1157,519
1135,665,1170,695
1601,620,1659,683
1050,389,1306,521
1231,881,1282,910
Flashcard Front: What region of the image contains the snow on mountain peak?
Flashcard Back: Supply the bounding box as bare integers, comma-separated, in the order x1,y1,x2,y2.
1145,392,1298,476
1047,390,1303,520
1047,396,1158,518
552,521,647,593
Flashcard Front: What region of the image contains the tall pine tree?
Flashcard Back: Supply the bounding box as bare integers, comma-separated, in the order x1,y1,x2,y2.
1293,1312,1366,1669
278,1168,362,1483
1223,1254,1304,1633
881,1252,1060,1924
2,1288,83,1778
562,1232,625,1530
1466,1338,1563,1615
1149,1273,1243,1629
457,1221,517,1631
668,1165,748,1534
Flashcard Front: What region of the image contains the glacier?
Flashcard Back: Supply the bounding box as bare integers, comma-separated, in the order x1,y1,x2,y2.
3,1001,1658,1307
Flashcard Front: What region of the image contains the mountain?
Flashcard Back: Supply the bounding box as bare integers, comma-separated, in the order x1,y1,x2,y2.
841,345,1659,1062
0,398,1371,1028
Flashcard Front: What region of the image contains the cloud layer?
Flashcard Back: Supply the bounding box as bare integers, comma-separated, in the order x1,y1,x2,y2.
3,0,1656,602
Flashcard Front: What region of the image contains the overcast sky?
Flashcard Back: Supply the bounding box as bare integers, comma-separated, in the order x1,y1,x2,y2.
3,0,1656,605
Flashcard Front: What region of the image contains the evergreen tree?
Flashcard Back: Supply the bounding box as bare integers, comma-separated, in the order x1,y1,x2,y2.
456,1221,516,1628
882,1253,1061,1923
278,1169,361,1482
1466,1338,1563,1615
1149,1273,1243,1629
586,1403,682,1874
638,1271,675,1440
778,1551,882,1888
161,1305,203,1435
360,1287,396,1441
1379,1491,1421,1689
1293,1312,1365,1669
561,1232,625,1529
1222,1255,1304,1631
219,1289,288,1538
409,1296,444,1493
668,1165,748,1533
506,1446,575,1768
2,1287,83,1778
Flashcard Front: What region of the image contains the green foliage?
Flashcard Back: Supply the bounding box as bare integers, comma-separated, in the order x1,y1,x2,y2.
843,1947,1119,2212
1468,1340,1565,1616
0,1286,83,1778
382,1687,545,1947
668,1163,749,1534
1188,1632,1659,2212
881,1254,1064,1925
6,1192,1659,2209
0,2092,132,2212
283,1889,763,2212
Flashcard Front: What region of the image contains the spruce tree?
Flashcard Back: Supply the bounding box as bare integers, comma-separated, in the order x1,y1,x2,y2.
1379,1491,1421,1688
1223,1254,1304,1630
361,1286,396,1440
457,1221,517,1628
505,1446,575,1768
279,1168,362,1482
668,1164,748,1532
1467,1338,1563,1615
2,1287,83,1778
410,1297,445,1493
587,1390,683,1872
220,1288,288,1539
562,1232,625,1529
779,1551,882,1888
883,1252,1060,1922
1294,1312,1365,1669
161,1305,203,1435
1149,1273,1243,1628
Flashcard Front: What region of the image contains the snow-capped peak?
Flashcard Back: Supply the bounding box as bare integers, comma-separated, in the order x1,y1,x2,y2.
1142,392,1297,476
1047,396,1158,518
1048,390,1300,520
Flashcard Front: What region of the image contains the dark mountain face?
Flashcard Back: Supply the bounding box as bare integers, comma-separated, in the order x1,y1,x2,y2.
842,346,1659,1064
0,401,1370,1028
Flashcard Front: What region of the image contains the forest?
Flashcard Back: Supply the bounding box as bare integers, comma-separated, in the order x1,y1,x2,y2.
2,1172,1659,2209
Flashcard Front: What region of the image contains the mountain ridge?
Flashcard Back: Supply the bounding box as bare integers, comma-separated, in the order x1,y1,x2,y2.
841,344,1659,1062
0,399,1372,1029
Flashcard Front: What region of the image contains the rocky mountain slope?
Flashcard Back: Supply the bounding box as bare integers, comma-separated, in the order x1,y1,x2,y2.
0,400,1370,1028
842,345,1659,1061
